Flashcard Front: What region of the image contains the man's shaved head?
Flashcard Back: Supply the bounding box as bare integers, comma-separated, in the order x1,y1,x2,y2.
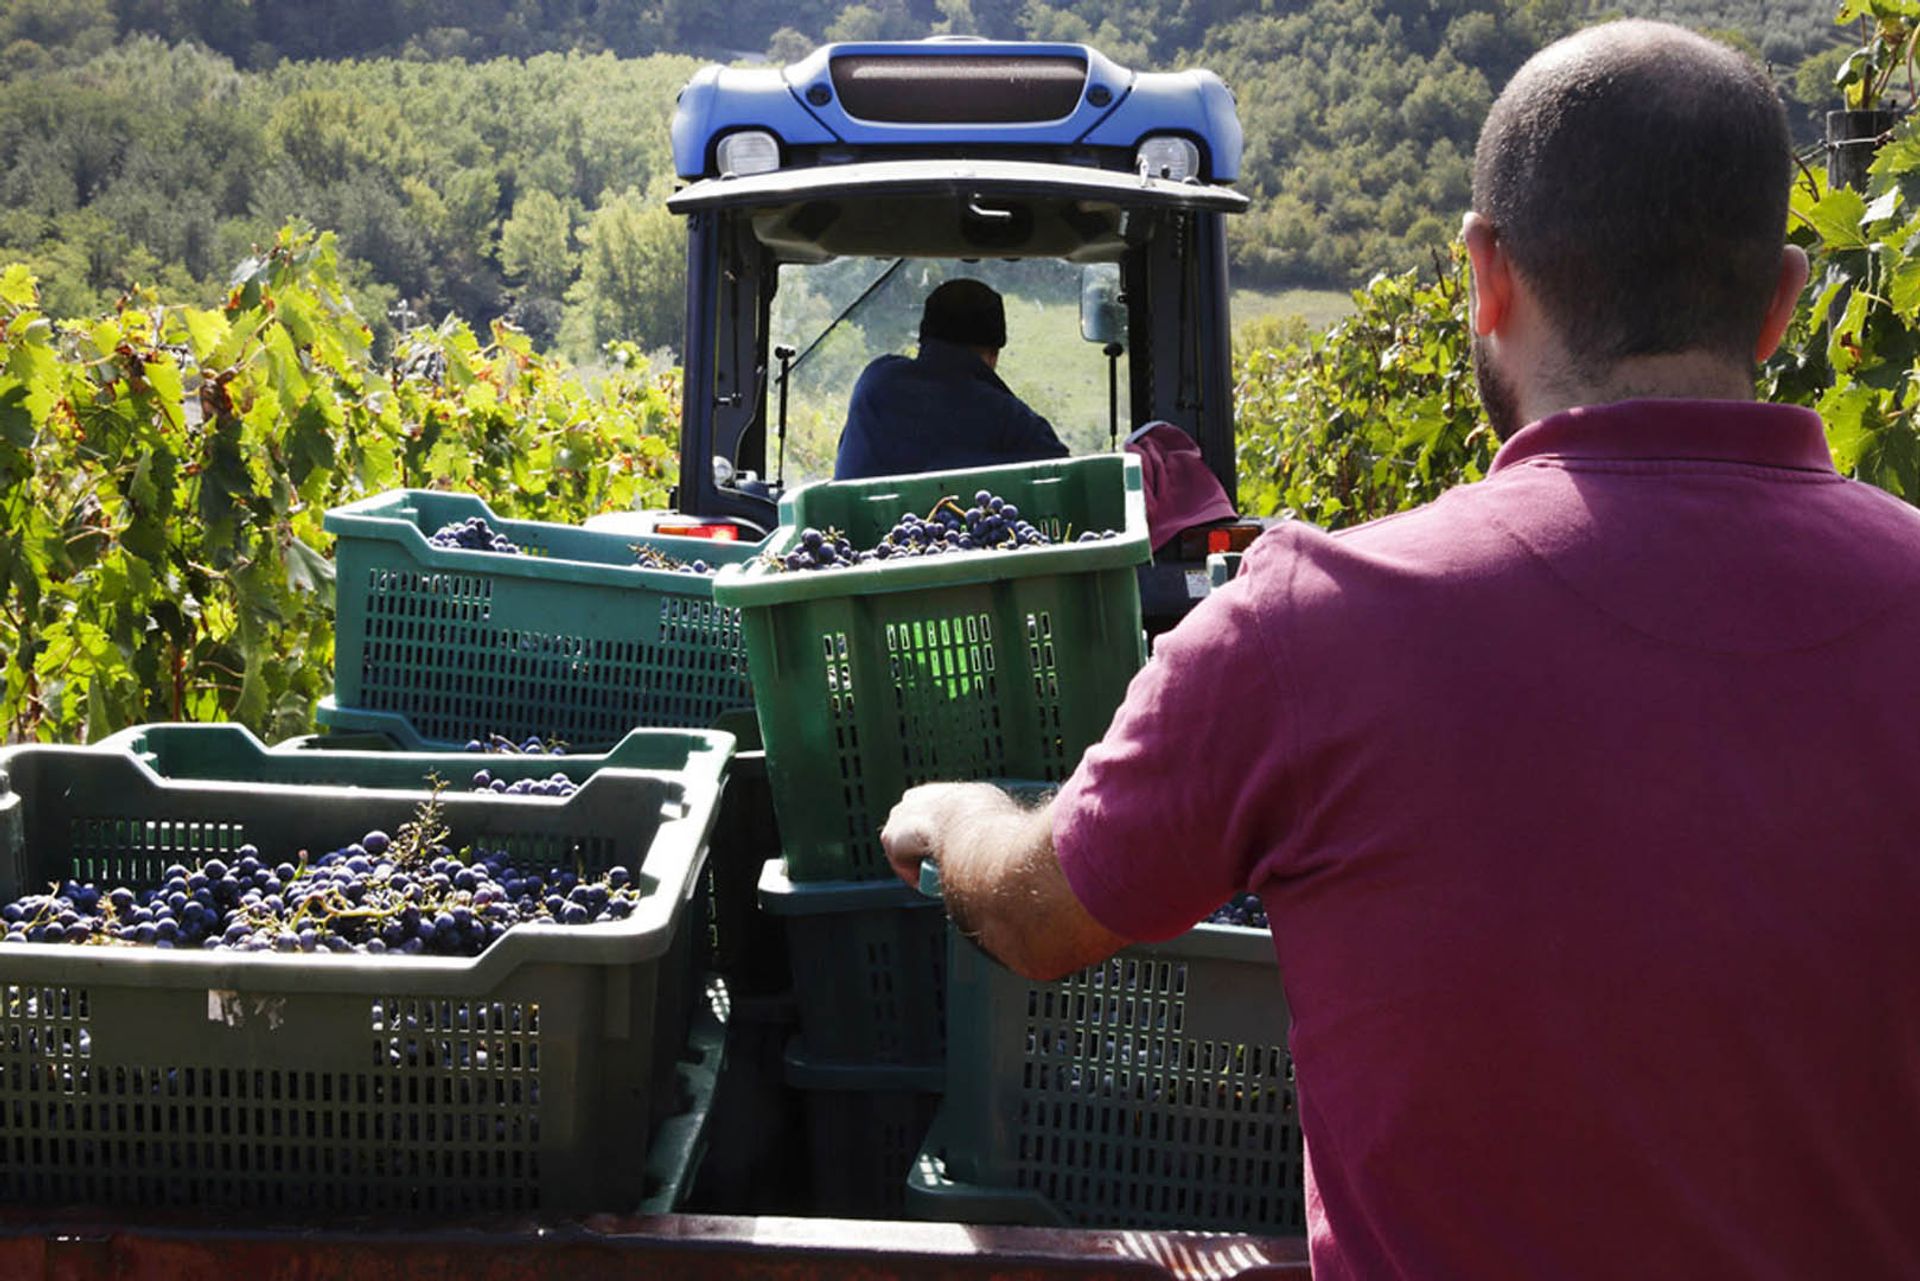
1472,20,1791,372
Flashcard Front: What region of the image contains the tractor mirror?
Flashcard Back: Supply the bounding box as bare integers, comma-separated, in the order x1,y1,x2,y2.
1079,264,1125,347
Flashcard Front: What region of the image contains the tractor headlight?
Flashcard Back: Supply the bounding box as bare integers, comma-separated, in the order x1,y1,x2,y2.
716,130,781,177
1135,135,1201,183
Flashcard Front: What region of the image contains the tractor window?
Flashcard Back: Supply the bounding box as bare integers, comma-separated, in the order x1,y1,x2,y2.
767,257,1130,485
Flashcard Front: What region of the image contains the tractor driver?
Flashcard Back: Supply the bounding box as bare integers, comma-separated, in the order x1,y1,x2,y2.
833,279,1069,481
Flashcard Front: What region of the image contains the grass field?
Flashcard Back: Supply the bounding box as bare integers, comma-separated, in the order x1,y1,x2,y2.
1230,285,1355,337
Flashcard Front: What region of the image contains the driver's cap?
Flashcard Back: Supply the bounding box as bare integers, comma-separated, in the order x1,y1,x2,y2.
920,278,1007,350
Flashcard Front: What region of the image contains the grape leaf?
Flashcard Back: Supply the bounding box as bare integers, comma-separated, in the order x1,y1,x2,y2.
1804,188,1871,251
0,266,36,310
179,308,230,363
282,535,335,595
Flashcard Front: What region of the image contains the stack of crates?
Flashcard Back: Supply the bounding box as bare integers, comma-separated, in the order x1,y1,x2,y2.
716,455,1151,1216
889,544,1307,1232
0,724,733,1215
314,488,784,999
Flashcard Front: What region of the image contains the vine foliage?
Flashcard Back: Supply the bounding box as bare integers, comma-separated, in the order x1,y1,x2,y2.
1233,250,1496,527
0,226,679,743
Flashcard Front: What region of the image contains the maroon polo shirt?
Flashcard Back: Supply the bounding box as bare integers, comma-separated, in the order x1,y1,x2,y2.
1056,399,1920,1278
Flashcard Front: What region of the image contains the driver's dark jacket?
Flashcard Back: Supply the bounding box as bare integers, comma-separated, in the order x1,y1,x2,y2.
833,338,1069,480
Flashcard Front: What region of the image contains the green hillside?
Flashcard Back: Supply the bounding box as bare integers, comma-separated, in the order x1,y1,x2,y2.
0,0,1850,351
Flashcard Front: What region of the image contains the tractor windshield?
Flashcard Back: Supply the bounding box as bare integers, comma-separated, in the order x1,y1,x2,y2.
769,255,1128,485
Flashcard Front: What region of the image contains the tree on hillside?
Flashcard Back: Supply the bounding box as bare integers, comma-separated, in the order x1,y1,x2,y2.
562,184,684,358
767,25,815,60
0,0,115,62
826,0,927,41
500,188,573,296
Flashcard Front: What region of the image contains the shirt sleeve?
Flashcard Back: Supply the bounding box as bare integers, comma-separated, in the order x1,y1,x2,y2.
1006,401,1070,460
1052,545,1299,942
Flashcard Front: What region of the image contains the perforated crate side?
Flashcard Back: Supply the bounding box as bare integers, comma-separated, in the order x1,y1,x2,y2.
786,1042,942,1219
758,862,946,1064
0,744,727,1215
326,489,759,745
714,456,1149,884
742,569,1141,883
935,926,1306,1234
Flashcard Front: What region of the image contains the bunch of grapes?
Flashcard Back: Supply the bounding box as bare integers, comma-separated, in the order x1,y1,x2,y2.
464,733,566,756
0,823,638,956
877,491,1053,559
632,545,715,575
470,767,579,799
772,491,1120,572
1205,893,1269,929
428,515,521,554
779,528,865,571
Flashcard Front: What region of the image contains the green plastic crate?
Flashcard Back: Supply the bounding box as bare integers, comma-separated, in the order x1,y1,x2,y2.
758,860,946,1064
906,926,1306,1233
326,488,762,748
713,456,1149,881
786,1040,942,1219
0,737,728,1215
99,719,784,991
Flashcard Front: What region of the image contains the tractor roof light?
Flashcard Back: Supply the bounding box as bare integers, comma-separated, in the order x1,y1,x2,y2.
716,130,781,177
1136,134,1201,183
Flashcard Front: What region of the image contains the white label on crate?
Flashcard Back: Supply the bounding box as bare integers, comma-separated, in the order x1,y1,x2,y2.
1185,569,1210,599
208,989,287,1030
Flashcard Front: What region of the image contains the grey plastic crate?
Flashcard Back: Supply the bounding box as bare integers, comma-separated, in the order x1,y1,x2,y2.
907,926,1305,1233
0,738,729,1215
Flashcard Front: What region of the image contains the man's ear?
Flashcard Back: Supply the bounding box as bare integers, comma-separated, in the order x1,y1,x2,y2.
1753,245,1810,364
1461,212,1510,338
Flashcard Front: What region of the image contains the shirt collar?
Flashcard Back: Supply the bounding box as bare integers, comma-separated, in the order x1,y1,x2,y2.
1488,399,1834,477
916,336,992,375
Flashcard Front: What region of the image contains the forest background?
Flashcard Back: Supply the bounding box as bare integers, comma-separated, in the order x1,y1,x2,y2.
0,0,1851,358
1,0,1907,740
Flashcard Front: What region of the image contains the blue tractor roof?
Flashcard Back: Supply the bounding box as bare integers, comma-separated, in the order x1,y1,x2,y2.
670,39,1242,185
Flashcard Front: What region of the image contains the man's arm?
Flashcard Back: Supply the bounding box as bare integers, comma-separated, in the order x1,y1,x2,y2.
882,782,1128,981
882,537,1297,969
979,366,1068,461
1009,400,1070,460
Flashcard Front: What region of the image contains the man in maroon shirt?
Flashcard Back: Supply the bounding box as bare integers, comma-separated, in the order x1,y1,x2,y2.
883,19,1920,1278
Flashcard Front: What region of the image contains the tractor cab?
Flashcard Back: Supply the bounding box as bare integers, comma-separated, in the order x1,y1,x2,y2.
663,39,1253,623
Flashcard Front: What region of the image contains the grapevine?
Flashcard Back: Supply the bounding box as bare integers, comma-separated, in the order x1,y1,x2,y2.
0,228,683,745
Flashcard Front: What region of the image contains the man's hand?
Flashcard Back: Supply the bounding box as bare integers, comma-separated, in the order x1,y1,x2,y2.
880,782,1007,888
879,781,1129,981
